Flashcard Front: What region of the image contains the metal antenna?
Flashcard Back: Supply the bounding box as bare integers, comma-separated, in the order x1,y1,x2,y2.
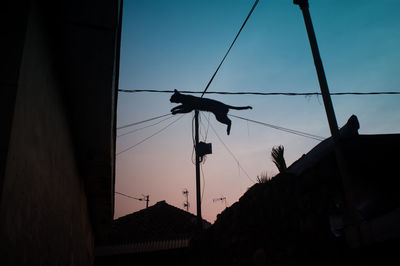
182,189,190,212
213,197,227,207
142,194,150,208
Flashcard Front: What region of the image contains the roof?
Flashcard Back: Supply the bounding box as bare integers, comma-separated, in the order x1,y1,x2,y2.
96,239,190,256
106,201,211,245
287,114,360,176
192,123,400,264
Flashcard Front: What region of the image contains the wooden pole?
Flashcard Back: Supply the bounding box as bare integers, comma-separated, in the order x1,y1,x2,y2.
194,110,203,231
294,0,339,138
294,0,361,247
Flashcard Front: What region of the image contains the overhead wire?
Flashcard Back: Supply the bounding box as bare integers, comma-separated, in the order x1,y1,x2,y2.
200,163,206,204
116,114,185,156
205,114,256,184
198,113,206,140
229,114,325,141
117,113,172,130
117,115,175,137
118,89,400,97
200,0,259,97
204,112,212,142
115,191,143,201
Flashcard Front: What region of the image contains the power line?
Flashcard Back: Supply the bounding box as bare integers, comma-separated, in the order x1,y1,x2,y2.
200,163,206,204
201,0,259,97
117,115,175,138
116,114,185,156
118,89,400,96
117,113,172,130
115,191,143,201
205,114,256,184
229,114,325,141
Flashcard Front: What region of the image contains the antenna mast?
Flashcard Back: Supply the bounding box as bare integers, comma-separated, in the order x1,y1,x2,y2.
213,196,227,207
143,194,149,208
182,188,190,212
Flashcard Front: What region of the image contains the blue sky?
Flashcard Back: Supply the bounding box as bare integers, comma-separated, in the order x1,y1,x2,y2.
115,0,400,222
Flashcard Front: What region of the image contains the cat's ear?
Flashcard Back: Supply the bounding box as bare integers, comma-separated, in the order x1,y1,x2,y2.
174,89,178,93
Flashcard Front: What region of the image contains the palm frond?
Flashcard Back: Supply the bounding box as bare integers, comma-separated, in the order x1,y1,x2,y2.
271,145,287,173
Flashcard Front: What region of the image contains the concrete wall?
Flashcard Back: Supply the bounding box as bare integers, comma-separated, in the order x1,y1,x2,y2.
0,4,94,265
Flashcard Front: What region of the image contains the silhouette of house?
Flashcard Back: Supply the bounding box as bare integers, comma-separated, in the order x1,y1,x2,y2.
288,117,400,248
192,116,400,265
95,200,211,266
1,0,122,265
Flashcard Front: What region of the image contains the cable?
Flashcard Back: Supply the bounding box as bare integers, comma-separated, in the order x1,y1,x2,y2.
200,163,206,204
199,114,211,142
191,114,196,165
116,114,185,156
117,113,172,130
204,113,212,142
115,192,143,201
229,114,325,141
118,89,400,96
117,115,175,138
198,113,205,140
201,0,259,97
207,120,256,184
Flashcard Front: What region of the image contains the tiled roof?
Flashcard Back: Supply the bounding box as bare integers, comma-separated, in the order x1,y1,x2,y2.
96,239,190,256
106,201,211,245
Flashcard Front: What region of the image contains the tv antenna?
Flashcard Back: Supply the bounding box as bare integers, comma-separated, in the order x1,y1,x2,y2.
182,189,190,212
213,196,227,207
142,194,150,208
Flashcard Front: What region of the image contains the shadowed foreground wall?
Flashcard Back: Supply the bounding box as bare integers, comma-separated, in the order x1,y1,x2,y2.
0,4,94,265
0,0,120,264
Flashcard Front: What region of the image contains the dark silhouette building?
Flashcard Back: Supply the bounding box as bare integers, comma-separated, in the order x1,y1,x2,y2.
1,0,122,265
96,200,211,266
193,124,400,265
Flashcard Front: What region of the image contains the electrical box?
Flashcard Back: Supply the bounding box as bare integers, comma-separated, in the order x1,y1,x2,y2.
197,142,212,157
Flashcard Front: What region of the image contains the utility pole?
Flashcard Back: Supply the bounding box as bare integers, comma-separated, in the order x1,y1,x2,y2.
294,0,361,247
194,110,203,231
293,0,339,138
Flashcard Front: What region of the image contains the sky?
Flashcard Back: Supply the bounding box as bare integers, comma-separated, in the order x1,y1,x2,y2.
115,0,400,223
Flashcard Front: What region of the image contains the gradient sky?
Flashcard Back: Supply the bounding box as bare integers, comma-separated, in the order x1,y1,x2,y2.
115,0,400,223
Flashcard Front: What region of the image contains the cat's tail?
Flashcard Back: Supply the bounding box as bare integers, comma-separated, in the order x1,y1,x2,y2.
227,105,252,110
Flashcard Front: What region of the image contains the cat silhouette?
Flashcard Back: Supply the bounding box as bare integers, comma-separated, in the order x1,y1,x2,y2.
170,89,252,135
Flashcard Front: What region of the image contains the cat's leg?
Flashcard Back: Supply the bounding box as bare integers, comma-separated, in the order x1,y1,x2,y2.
226,120,231,135
172,106,193,114
171,105,184,114
215,114,232,135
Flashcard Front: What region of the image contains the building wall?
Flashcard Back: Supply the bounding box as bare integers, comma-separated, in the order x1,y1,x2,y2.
0,0,29,201
0,4,94,265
